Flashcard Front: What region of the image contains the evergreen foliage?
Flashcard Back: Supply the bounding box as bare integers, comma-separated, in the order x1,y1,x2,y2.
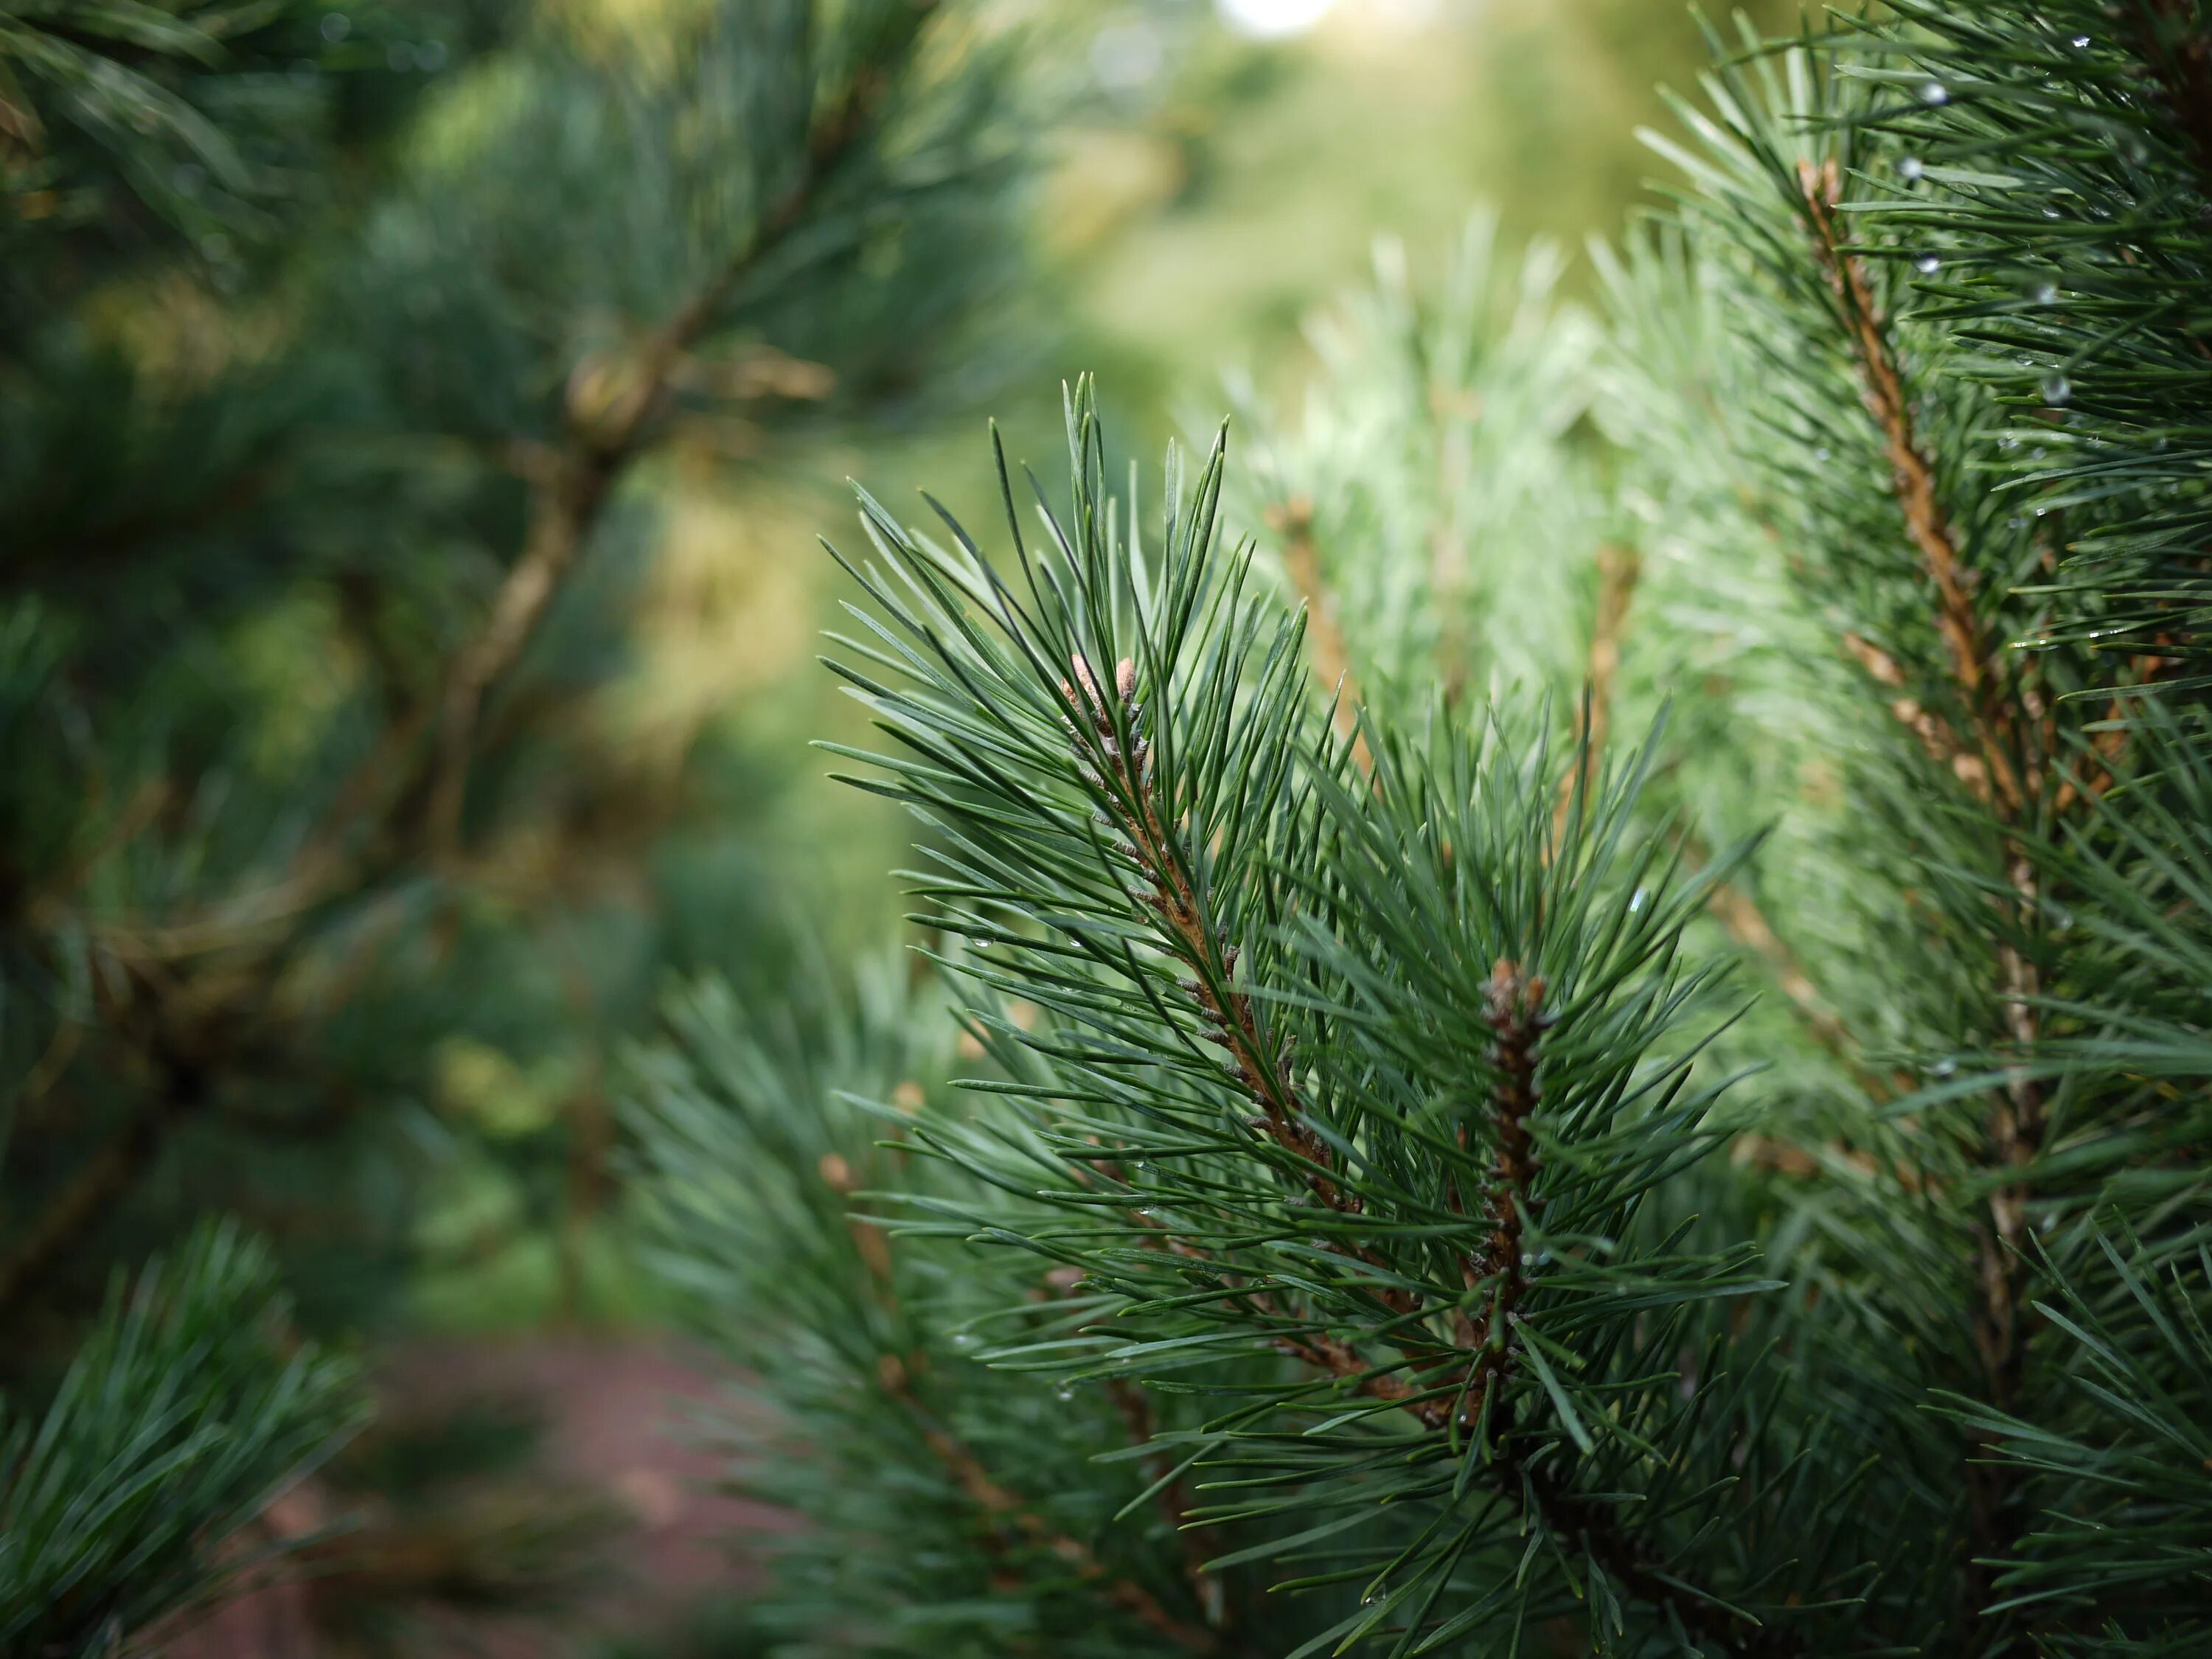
3,0,1036,1645
0,1220,366,1658
636,6,2212,1655
1,0,1028,1321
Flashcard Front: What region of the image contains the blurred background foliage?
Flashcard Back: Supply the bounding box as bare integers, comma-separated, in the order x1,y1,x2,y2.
1,0,1789,1652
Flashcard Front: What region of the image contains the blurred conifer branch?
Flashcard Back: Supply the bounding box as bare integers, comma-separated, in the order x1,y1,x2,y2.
0,1220,366,1657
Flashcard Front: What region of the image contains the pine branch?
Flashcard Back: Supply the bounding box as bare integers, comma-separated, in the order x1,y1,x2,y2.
425,4,939,849
906,1401,1217,1651
827,386,1823,1652
1794,157,2048,1426
1795,160,2026,817
1066,653,1408,1312
1248,959,1799,1658
0,1220,366,1656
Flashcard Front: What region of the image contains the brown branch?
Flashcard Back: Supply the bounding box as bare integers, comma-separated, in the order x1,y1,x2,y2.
1273,962,1799,1656
1798,161,2029,818
1266,494,1370,771
1064,655,1412,1321
1454,959,1544,1413
1555,543,1642,841
916,1419,1216,1651
1578,543,1641,763
424,17,930,852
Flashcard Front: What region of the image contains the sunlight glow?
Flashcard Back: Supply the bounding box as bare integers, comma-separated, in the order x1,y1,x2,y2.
1217,0,1338,40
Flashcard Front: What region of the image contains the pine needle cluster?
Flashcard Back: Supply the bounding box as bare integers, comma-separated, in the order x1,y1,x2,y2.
635,7,2212,1655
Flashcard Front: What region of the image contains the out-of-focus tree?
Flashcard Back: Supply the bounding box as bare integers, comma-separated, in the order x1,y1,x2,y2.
1,0,1047,1644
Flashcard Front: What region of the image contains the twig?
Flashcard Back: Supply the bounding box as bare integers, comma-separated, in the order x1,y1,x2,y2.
1065,656,1412,1318
1577,543,1641,762
1265,495,1370,771
1556,543,1641,841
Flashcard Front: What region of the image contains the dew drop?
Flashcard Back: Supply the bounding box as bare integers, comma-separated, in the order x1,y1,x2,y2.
1916,254,1941,274
1630,886,1649,913
1056,1387,1075,1402
1899,156,1925,181
1921,82,1950,105
1931,1057,1958,1079
2071,35,2090,49
2041,373,2072,406
2034,282,2058,305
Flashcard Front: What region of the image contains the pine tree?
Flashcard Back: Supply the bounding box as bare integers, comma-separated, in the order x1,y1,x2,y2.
3,0,1034,1646
633,5,2212,1655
